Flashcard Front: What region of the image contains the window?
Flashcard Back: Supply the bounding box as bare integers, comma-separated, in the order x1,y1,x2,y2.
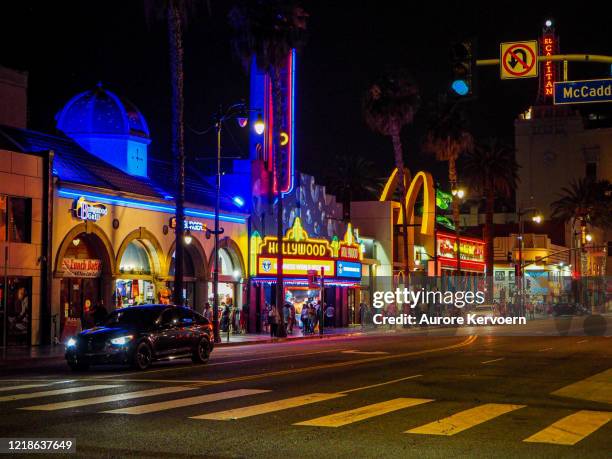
0,196,31,243
586,162,597,181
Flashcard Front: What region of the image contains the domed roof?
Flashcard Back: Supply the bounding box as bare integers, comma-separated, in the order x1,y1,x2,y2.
56,83,150,139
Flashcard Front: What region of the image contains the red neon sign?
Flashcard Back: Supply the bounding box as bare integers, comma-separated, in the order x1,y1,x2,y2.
543,35,555,97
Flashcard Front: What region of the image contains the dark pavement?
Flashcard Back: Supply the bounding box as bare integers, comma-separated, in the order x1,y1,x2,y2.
0,318,610,458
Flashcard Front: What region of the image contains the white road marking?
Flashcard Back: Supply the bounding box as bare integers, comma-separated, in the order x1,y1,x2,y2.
0,385,122,403
577,339,588,344
341,350,389,355
539,348,554,352
0,381,73,392
20,386,195,411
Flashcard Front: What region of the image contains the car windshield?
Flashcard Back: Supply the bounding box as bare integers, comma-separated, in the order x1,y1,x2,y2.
103,308,162,328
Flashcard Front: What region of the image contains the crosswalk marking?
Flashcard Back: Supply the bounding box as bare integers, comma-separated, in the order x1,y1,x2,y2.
19,386,195,411
101,389,271,415
0,385,121,403
552,368,612,405
294,398,434,427
406,403,526,436
0,382,70,392
524,410,612,445
191,393,346,421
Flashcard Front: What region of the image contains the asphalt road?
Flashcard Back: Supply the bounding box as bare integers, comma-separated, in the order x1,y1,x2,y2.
0,318,610,459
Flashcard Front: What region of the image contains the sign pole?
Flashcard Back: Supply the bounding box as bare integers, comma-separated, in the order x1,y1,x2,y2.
320,267,325,337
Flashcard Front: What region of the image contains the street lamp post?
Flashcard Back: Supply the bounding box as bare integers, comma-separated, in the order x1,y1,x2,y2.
516,207,542,316
209,103,264,344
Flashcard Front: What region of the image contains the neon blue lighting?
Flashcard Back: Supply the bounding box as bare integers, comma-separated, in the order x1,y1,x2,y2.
282,48,297,197
232,196,245,207
451,79,469,96
57,188,246,224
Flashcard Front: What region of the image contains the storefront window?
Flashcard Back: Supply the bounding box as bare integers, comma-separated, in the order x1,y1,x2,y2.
116,240,156,307
115,279,155,307
0,195,32,243
208,282,235,307
119,241,151,275
0,277,32,346
218,248,233,275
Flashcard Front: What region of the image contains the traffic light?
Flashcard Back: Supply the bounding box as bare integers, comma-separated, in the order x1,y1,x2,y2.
450,39,476,98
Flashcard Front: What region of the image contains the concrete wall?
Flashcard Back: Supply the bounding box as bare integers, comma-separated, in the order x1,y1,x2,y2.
0,149,44,345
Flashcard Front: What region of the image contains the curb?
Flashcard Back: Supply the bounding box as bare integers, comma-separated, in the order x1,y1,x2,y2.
0,331,366,367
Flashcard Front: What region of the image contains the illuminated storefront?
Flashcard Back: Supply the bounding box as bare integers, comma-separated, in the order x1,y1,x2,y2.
248,217,362,329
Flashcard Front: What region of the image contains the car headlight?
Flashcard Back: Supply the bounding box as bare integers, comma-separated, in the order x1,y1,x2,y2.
110,335,134,346
66,337,77,348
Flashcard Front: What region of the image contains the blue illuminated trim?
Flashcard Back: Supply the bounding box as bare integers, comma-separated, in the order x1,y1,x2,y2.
282,48,296,198
57,188,246,224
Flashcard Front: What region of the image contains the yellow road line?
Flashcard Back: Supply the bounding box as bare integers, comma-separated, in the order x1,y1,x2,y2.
101,389,270,415
295,397,433,427
552,368,612,405
524,410,612,445
406,403,525,436
0,385,121,403
340,374,422,394
191,393,345,420
19,386,195,411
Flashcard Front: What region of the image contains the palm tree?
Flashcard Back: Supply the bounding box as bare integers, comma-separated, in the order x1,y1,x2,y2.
422,99,473,230
463,138,519,299
229,1,308,336
363,70,419,274
325,154,383,220
145,0,198,306
551,178,612,230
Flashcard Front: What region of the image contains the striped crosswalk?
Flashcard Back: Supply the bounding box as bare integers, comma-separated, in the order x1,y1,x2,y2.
0,380,609,447
406,403,526,436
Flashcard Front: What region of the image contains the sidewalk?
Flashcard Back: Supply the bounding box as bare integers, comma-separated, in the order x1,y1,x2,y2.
0,327,364,365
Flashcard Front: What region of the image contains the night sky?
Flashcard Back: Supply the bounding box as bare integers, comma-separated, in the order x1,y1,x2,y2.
2,1,611,188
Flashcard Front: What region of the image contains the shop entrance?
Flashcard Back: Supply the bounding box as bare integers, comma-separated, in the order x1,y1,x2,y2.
58,232,105,339
116,239,158,307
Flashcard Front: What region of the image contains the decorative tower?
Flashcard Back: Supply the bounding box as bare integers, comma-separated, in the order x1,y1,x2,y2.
56,83,151,177
536,19,561,105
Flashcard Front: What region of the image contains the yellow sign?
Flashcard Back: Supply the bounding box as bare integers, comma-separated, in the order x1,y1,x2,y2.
500,40,538,80
258,257,335,276
257,218,333,258
379,168,435,236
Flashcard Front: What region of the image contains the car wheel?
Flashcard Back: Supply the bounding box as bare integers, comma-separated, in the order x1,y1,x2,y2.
68,361,89,371
192,337,210,364
131,342,153,370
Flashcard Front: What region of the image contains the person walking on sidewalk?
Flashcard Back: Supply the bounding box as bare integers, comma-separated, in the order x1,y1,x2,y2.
268,304,279,337
325,303,335,328
301,304,310,335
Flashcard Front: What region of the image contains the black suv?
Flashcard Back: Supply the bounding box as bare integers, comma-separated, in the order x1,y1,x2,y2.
65,305,214,371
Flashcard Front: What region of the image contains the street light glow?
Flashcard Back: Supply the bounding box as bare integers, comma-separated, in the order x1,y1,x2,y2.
183,231,193,245
585,233,593,242
545,19,552,27
254,114,265,135
532,214,542,223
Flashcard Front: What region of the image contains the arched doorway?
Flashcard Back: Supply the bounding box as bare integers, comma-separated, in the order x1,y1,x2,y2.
208,240,245,310
115,229,163,307
56,227,114,338
167,238,207,309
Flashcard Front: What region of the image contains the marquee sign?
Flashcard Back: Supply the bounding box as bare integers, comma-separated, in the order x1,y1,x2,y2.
252,217,362,279
436,232,486,272
72,197,107,222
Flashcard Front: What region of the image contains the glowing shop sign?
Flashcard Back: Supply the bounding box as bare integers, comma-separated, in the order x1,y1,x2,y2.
61,258,102,278
258,217,333,258
73,197,107,222
437,233,485,263
169,217,206,232
379,168,435,236
258,257,335,277
543,35,555,97
336,260,361,278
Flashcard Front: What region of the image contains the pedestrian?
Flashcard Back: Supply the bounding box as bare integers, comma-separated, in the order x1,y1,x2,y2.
325,303,335,328
203,302,212,322
289,303,296,334
93,301,107,325
268,304,279,337
262,303,270,333
301,304,310,334
221,302,229,332
241,303,249,333
283,302,291,334
308,303,316,334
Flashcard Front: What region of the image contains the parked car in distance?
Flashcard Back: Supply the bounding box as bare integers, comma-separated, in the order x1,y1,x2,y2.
471,304,497,319
65,305,213,371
